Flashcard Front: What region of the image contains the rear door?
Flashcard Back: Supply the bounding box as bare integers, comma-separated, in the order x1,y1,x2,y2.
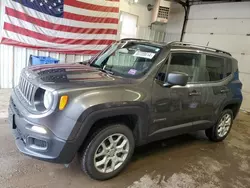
195,54,233,126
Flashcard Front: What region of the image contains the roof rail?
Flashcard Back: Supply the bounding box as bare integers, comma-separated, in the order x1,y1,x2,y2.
169,41,231,56
120,38,149,42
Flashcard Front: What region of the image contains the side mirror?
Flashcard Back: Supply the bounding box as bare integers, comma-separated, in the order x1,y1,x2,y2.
164,72,188,87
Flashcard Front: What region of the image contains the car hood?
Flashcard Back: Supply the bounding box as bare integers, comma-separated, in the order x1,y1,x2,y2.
25,64,134,89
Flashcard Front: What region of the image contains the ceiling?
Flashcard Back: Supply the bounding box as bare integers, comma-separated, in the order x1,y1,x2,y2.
187,0,249,5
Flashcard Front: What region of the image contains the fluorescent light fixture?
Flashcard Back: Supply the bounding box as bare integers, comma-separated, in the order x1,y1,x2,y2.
126,0,139,4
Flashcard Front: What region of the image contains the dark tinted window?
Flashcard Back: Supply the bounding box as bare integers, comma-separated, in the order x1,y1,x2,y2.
225,58,233,77
156,60,168,82
168,53,202,82
205,55,225,81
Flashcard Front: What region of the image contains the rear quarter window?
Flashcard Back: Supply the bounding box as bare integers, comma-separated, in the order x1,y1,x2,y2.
205,55,225,81
225,58,233,77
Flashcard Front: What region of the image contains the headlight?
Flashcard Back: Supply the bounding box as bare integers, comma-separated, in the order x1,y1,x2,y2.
43,91,53,109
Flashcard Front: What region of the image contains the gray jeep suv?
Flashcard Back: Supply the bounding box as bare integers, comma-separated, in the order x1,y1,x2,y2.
9,39,243,180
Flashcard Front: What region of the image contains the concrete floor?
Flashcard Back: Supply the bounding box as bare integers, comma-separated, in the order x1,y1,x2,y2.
0,89,250,188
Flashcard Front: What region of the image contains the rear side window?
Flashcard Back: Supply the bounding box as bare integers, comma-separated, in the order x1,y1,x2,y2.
205,55,225,81
225,58,233,77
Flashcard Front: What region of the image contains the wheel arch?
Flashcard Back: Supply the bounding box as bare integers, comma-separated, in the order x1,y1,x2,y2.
222,101,241,119
221,99,242,119
73,105,150,154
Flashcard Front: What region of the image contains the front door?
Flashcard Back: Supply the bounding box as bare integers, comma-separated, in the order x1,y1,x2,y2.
149,52,204,140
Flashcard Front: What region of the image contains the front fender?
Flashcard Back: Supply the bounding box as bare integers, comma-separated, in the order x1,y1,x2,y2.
68,104,150,150
60,86,149,121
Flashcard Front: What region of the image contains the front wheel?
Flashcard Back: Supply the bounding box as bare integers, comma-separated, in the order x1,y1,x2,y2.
205,109,233,142
80,124,135,180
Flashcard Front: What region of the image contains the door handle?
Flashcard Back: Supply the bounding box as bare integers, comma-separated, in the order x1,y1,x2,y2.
189,91,201,96
220,89,229,93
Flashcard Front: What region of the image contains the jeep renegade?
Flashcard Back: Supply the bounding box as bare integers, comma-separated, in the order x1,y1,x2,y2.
9,39,243,180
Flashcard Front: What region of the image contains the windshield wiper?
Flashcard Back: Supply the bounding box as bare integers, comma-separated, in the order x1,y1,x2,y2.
79,60,91,65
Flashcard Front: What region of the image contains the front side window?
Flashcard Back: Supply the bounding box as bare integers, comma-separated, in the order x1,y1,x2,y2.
205,55,225,81
156,60,168,82
168,53,202,83
90,42,161,78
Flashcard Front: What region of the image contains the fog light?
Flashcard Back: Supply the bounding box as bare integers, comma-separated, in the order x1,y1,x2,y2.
27,137,48,150
31,126,47,134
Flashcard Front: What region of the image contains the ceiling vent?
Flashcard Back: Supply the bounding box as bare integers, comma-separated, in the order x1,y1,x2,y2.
152,0,171,24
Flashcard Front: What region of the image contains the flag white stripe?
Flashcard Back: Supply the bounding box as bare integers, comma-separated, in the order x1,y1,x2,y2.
5,16,117,40
64,5,119,19
5,0,118,29
77,0,119,7
3,30,109,50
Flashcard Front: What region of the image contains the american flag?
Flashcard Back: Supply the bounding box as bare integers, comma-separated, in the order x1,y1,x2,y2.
0,0,120,54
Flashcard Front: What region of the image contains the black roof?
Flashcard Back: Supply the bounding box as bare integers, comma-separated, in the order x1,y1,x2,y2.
168,41,231,56
120,38,231,56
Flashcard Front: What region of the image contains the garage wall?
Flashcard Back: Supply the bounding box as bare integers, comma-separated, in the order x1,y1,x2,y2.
120,0,153,28
0,45,93,88
183,2,250,111
164,2,185,42
119,0,166,42
0,0,166,89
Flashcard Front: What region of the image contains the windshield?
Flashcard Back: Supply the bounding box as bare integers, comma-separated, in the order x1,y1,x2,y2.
90,42,161,78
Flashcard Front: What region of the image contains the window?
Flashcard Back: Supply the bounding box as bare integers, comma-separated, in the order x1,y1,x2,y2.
205,55,225,81
168,53,202,82
156,61,168,82
155,53,232,84
91,42,161,79
225,58,233,77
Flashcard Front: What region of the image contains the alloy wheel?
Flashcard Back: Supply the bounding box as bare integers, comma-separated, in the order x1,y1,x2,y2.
217,113,232,137
94,133,129,173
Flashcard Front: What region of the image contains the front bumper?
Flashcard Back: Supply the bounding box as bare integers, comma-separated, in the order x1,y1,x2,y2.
9,96,78,164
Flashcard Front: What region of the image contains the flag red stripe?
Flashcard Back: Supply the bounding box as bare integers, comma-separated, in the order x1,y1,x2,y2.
4,23,115,45
64,0,119,13
64,12,119,24
5,7,118,35
1,38,101,55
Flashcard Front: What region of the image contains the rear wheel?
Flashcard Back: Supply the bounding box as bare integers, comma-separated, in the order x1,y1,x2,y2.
80,124,135,180
205,109,233,142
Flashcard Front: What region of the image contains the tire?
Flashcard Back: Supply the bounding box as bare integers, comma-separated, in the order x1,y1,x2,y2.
80,124,135,180
205,109,233,142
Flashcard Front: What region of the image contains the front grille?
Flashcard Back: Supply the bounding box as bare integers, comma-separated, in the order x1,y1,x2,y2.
18,76,36,104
